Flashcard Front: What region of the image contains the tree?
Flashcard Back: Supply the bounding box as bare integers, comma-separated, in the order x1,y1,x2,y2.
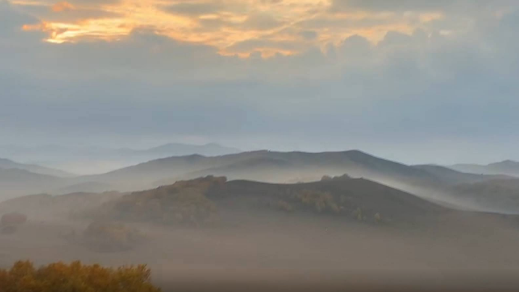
0,261,161,292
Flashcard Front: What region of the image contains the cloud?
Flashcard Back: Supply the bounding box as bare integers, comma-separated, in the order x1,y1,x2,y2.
164,1,224,16
1,0,519,163
299,30,317,40
331,0,453,13
331,0,514,14
242,12,284,30
52,1,74,12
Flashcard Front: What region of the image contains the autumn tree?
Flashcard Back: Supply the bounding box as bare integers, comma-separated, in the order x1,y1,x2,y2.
0,261,160,292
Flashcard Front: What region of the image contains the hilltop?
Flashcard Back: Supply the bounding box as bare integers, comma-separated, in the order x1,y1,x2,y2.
0,175,447,228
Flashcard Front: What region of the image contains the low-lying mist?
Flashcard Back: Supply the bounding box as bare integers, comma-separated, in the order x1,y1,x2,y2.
2,209,519,291
3,175,519,291
3,150,519,291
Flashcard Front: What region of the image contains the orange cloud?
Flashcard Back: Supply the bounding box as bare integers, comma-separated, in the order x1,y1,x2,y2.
14,0,452,56
52,1,74,12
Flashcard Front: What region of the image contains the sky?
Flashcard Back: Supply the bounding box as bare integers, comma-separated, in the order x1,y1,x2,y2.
1,0,519,165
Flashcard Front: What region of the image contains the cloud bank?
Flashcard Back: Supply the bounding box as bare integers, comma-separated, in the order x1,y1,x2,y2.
1,0,519,164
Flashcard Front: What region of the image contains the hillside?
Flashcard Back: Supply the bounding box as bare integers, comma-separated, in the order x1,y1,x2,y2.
32,150,505,214
0,150,513,213
0,143,240,175
81,150,511,213
448,178,519,214
413,164,508,184
450,160,519,177
58,176,447,228
0,175,447,227
136,143,240,157
4,176,519,288
94,150,445,192
0,191,124,219
0,158,72,177
0,168,64,200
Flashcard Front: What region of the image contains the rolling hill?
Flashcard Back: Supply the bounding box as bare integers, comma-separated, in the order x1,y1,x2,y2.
450,160,519,177
412,164,508,184
0,176,447,227
4,176,519,288
94,150,445,192
1,149,516,214
86,150,505,212
448,178,519,214
0,158,72,177
0,143,240,175
0,168,64,200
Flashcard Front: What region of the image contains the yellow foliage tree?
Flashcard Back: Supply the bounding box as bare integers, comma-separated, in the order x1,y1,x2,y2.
0,261,160,292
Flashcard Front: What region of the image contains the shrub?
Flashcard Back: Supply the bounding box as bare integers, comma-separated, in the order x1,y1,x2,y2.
0,261,160,292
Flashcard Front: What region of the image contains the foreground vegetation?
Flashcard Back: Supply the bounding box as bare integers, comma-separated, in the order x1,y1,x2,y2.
0,261,160,292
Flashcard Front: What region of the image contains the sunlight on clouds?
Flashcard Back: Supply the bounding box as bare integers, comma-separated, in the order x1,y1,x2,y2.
23,18,132,43
13,0,446,56
52,1,74,12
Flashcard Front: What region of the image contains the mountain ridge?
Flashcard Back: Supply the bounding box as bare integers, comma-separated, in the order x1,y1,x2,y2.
450,160,519,177
0,158,72,177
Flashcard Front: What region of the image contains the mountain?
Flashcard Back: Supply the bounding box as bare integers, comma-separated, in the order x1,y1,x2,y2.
448,178,519,214
0,176,446,226
85,150,519,213
450,160,519,177
0,190,123,220
0,168,63,200
135,143,241,157
413,164,509,184
0,143,240,174
4,176,519,290
0,149,512,213
81,149,506,212
0,168,58,184
0,158,72,177
91,150,445,192
57,181,115,195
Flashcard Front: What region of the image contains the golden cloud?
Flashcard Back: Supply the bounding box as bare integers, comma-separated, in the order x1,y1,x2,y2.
52,1,74,12
13,0,447,56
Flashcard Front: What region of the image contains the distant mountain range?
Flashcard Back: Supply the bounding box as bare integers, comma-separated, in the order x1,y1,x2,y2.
1,149,519,214
450,160,519,177
0,143,241,174
0,158,72,177
96,150,497,191
88,150,444,191
74,149,508,213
